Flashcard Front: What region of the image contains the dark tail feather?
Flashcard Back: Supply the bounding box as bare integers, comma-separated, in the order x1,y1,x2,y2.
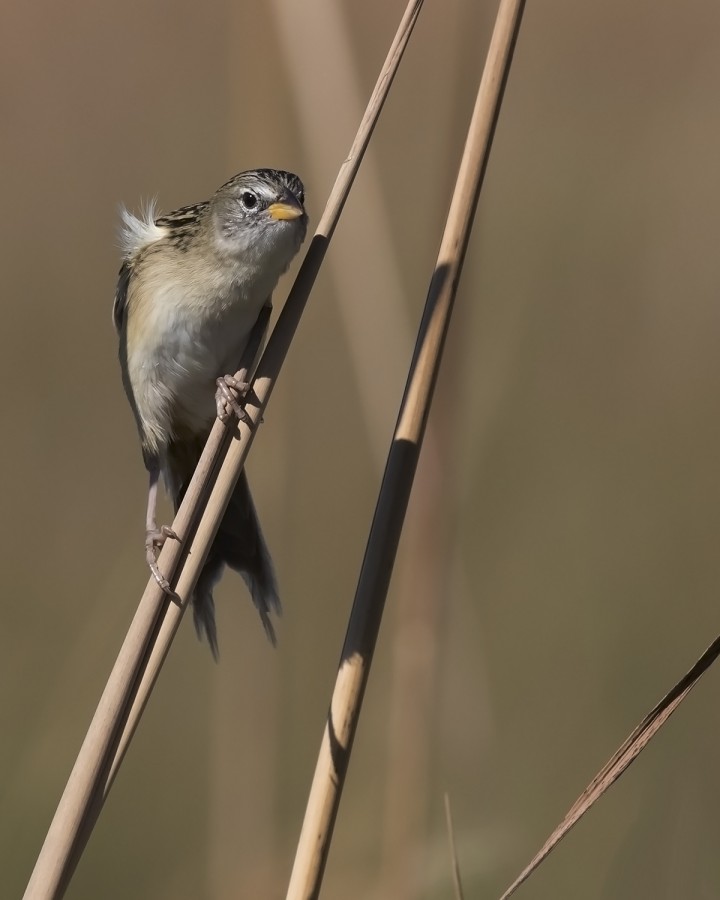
167,441,280,657
192,470,281,656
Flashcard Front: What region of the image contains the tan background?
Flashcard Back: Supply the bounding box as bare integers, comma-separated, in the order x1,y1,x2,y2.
3,1,720,898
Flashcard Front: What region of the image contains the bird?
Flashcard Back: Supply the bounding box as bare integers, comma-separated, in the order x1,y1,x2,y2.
113,168,308,657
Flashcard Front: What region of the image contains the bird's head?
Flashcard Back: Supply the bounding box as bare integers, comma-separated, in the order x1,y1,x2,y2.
210,168,308,274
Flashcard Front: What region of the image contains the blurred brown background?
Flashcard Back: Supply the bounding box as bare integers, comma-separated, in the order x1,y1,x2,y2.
3,1,720,897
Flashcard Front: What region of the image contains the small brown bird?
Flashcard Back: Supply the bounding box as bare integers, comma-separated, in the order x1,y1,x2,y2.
114,169,308,656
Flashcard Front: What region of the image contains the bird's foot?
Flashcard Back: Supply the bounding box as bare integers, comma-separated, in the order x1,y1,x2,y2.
145,526,181,597
215,373,256,425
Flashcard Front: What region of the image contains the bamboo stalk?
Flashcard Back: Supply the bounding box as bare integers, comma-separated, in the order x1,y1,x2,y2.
22,3,425,898
285,1,526,896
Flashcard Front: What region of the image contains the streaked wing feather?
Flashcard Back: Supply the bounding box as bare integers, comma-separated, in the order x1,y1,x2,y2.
155,201,208,228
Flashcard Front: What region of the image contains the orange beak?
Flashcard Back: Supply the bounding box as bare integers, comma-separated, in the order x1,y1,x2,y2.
267,202,304,221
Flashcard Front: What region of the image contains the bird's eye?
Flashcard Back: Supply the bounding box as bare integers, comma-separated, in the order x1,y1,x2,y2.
240,191,258,210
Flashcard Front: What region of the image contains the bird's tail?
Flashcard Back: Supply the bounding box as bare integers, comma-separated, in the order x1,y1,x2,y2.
166,439,280,658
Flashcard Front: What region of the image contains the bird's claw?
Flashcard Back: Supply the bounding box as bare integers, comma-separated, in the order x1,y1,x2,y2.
145,526,181,599
216,373,254,425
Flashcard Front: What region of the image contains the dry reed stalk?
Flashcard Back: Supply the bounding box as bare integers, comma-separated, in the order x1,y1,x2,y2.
278,7,459,894
498,632,720,899
22,3,425,898
284,2,526,897
444,793,466,900
23,311,268,900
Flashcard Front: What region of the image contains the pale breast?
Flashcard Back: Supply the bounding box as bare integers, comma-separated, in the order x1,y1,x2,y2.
126,264,271,453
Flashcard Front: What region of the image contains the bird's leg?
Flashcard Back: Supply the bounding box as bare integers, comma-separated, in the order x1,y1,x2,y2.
144,465,180,595
215,303,271,424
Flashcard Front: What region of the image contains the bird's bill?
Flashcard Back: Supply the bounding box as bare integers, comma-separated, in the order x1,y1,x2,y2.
267,202,304,221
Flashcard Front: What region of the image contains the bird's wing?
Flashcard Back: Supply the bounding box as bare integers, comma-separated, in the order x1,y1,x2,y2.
112,259,132,334
155,201,207,229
